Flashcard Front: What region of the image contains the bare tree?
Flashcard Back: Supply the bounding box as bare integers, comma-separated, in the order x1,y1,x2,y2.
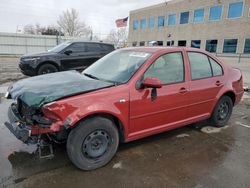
23,24,36,35
57,8,92,38
106,28,128,47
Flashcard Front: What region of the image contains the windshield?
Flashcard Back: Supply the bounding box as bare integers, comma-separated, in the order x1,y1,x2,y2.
48,42,71,53
82,50,152,84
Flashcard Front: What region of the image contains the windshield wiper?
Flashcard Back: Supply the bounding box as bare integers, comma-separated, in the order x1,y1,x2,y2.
84,73,100,80
84,73,122,86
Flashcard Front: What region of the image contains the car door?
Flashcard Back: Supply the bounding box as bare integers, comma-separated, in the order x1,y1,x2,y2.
83,43,104,67
185,51,225,119
60,42,87,70
129,52,189,138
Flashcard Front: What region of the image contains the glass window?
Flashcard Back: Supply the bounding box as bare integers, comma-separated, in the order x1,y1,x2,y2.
157,41,164,46
144,52,184,84
209,5,223,20
149,17,155,28
132,42,137,47
158,16,165,27
69,42,86,52
133,20,139,30
86,43,102,52
178,40,186,46
206,40,218,53
140,19,146,29
180,11,189,24
139,41,145,46
188,52,212,80
168,14,176,25
228,1,243,18
209,58,223,76
167,40,174,46
244,39,250,54
191,40,201,48
194,9,204,23
223,39,238,53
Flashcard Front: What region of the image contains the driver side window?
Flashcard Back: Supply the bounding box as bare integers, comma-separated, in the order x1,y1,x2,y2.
67,43,86,53
144,52,184,84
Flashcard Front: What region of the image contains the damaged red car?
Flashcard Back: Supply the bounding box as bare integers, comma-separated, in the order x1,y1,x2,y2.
5,47,244,170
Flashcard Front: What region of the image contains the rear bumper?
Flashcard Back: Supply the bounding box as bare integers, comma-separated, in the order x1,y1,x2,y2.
5,104,36,144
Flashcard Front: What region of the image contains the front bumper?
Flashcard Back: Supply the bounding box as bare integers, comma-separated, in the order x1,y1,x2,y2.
4,104,36,144
19,62,37,76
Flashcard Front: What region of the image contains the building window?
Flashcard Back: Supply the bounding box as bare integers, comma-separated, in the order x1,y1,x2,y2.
168,14,176,25
133,20,139,30
149,17,155,28
193,8,204,23
244,39,250,54
209,5,223,21
191,40,201,48
188,52,212,80
139,41,145,46
167,40,174,46
228,1,243,19
223,39,238,53
158,16,165,27
140,19,146,29
206,40,218,53
132,42,137,47
178,40,186,46
157,41,163,46
180,11,189,24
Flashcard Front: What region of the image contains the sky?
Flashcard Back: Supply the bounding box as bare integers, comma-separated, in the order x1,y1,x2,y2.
0,0,166,38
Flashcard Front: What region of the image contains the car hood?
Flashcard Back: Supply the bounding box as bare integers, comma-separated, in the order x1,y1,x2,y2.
8,71,114,109
21,51,57,58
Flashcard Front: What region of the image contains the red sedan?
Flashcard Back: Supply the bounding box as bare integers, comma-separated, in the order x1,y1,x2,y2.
5,47,244,170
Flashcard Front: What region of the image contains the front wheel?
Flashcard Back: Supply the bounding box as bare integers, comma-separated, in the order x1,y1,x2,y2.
210,96,233,127
37,64,58,75
67,117,119,170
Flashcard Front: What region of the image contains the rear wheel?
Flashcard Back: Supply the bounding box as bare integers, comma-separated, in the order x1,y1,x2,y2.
37,64,58,75
67,117,119,170
210,96,233,127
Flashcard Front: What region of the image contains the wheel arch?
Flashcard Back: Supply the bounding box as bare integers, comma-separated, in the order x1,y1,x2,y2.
70,113,126,143
222,91,236,105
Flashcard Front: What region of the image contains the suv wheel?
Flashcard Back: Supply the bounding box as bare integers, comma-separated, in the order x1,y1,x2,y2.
210,96,233,127
67,117,119,170
37,64,58,75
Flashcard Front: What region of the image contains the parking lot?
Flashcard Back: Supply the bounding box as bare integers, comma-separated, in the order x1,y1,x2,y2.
0,58,249,188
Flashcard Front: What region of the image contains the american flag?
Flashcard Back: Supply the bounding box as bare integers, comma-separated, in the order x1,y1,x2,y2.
115,17,128,27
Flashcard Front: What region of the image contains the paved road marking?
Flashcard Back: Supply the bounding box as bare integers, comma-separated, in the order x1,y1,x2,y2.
235,121,250,128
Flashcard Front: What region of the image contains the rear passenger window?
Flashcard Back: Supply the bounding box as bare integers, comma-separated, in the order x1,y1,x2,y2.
101,44,114,51
188,52,212,80
209,58,223,76
86,43,102,52
144,52,184,84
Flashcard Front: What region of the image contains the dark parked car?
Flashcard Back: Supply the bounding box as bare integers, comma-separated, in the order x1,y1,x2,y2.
5,47,243,170
19,41,115,76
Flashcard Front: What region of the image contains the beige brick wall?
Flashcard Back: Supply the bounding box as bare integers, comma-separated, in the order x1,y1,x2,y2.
128,0,250,57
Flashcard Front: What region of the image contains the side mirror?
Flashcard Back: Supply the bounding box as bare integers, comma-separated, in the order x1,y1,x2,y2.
64,50,73,55
142,77,162,89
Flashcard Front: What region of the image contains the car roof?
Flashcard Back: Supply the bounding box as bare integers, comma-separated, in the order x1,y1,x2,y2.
69,41,114,46
121,47,208,54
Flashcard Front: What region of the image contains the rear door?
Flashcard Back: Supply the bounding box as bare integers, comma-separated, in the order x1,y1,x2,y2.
83,43,104,66
185,51,225,119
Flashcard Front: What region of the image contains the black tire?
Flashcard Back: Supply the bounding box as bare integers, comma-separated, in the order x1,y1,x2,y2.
210,96,233,127
67,117,119,170
37,64,58,75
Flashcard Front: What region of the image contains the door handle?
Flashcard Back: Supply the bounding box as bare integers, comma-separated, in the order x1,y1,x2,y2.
215,81,223,87
179,87,188,94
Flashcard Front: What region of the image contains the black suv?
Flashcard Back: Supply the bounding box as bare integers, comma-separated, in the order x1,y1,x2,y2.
19,41,115,76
